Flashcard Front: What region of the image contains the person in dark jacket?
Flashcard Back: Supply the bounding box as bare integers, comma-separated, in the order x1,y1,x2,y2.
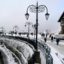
44,37,47,42
56,38,60,45
51,36,53,42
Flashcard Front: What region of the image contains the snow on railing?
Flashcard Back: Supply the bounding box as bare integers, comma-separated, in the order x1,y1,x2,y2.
0,44,17,64
0,37,34,64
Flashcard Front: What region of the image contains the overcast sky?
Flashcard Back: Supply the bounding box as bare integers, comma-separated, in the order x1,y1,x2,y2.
0,0,64,33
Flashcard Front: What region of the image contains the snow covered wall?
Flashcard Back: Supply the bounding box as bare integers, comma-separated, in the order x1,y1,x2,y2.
0,37,34,64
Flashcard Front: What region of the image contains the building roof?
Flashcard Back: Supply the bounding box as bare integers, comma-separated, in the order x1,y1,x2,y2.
58,12,64,22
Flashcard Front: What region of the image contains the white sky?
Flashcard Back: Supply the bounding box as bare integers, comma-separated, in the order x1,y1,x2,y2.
0,0,64,33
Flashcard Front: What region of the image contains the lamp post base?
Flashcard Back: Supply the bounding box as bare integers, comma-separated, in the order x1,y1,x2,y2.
28,51,41,64
34,51,41,64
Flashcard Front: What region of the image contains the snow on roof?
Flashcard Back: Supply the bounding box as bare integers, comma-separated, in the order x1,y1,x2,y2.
58,12,64,22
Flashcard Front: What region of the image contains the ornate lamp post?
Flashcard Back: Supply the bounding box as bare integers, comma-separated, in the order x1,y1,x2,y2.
32,24,37,39
0,27,5,35
25,22,33,39
25,2,49,50
13,25,19,34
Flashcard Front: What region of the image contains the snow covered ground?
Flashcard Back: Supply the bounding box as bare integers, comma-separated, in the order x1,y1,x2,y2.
47,43,64,64
40,37,64,64
0,34,64,64
28,34,64,64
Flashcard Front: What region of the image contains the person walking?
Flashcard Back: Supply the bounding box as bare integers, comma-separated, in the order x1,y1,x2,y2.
51,36,53,42
56,38,60,45
44,37,47,42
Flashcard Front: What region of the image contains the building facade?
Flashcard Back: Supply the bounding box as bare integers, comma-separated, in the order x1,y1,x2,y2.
58,12,64,34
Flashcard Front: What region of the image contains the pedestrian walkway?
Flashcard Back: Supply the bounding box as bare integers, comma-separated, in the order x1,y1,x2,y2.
46,43,64,64
40,37,64,55
40,38,64,64
46,40,64,55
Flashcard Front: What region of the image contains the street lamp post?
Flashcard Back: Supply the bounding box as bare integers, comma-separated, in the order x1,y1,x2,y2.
25,2,49,50
25,22,32,39
0,27,5,35
13,25,19,35
32,24,36,38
